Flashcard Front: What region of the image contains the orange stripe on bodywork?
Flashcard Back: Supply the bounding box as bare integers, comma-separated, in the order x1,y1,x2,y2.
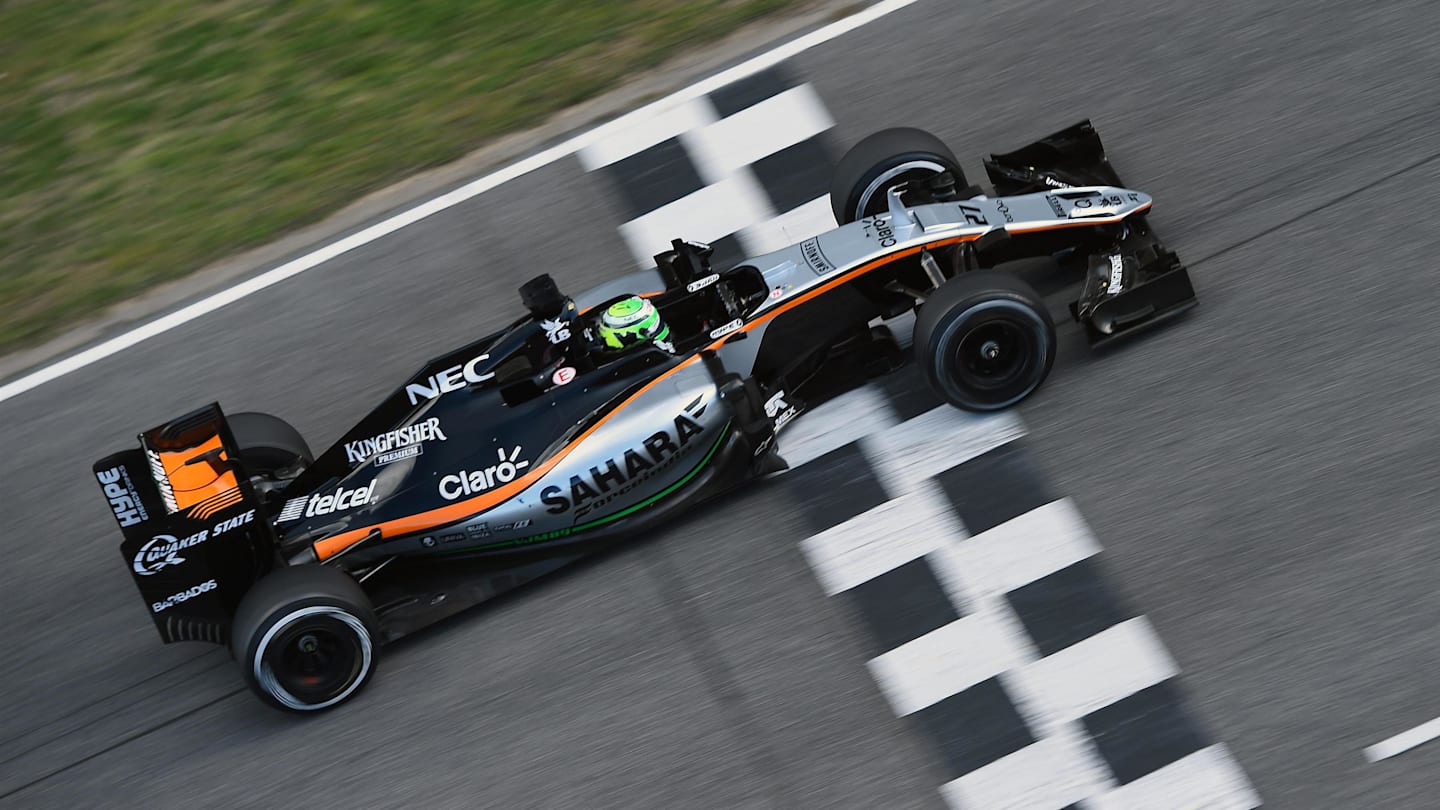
313,354,702,561
158,435,240,512
311,208,1146,560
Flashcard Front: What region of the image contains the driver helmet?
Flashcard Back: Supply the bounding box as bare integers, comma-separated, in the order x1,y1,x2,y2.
597,295,669,351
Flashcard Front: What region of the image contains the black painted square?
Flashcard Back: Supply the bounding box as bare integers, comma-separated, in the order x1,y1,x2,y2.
709,66,794,118
1083,680,1208,785
783,441,887,535
750,134,838,214
912,677,1035,778
934,440,1054,535
875,365,945,423
843,556,959,655
1005,559,1133,656
603,137,705,220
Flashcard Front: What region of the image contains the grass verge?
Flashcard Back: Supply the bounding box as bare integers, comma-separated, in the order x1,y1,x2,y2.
0,0,808,353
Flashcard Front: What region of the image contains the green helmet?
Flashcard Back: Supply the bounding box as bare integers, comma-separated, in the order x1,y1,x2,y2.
597,296,669,350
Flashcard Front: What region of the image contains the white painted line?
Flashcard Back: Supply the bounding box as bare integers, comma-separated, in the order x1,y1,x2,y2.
1364,716,1440,762
861,406,1026,498
689,84,835,176
1013,617,1180,726
577,98,717,170
867,610,1029,717
617,174,777,264
777,384,899,469
940,730,1114,810
743,195,836,254
1089,745,1261,810
0,0,924,406
929,498,1102,601
799,483,962,595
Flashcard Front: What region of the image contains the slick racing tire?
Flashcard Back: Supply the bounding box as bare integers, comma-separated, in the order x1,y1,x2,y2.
914,271,1056,412
231,565,380,713
830,128,966,225
229,412,313,479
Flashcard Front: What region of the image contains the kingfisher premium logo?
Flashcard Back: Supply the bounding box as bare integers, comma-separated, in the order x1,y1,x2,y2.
344,417,447,465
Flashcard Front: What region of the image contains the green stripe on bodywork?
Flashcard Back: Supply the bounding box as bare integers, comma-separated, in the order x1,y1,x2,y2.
444,422,730,553
570,420,728,532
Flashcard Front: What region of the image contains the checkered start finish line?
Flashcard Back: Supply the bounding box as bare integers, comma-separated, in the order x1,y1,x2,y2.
779,379,1260,810
582,66,1261,809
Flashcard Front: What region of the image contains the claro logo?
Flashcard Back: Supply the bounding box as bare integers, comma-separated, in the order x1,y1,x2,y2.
405,354,495,405
439,447,529,500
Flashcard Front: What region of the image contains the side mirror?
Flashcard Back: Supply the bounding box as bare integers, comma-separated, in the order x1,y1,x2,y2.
520,274,566,319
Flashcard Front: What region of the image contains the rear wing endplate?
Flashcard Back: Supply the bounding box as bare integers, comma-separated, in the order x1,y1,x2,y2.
92,403,276,644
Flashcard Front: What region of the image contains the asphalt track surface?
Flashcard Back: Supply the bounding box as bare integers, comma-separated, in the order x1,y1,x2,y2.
4,0,1440,806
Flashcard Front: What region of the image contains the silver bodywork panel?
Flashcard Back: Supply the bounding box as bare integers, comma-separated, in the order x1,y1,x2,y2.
742,187,1150,328
295,186,1151,559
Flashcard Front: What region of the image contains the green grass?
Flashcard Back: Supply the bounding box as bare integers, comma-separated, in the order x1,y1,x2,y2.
0,0,805,352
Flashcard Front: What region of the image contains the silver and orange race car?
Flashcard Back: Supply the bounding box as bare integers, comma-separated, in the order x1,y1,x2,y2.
93,120,1194,712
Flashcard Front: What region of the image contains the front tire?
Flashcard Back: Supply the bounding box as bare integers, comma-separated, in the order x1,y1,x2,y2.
830,127,965,225
914,271,1056,412
231,565,379,713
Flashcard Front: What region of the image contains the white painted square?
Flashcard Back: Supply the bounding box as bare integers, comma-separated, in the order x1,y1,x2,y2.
617,175,775,264
867,611,1029,717
689,84,834,176
931,498,1101,602
939,729,1115,810
1089,745,1261,810
776,385,898,469
1012,617,1180,727
742,195,836,254
879,309,917,350
799,484,965,596
861,407,1026,498
577,98,718,170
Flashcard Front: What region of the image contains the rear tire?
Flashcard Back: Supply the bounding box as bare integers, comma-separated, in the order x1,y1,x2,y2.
830,128,965,225
914,271,1056,412
229,412,312,479
230,565,379,713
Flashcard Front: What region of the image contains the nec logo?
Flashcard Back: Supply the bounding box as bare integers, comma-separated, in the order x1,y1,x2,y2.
405,354,496,405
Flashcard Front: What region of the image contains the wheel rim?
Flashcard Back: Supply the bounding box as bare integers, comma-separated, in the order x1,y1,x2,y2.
954,319,1034,390
932,299,1051,410
855,160,949,221
255,606,372,711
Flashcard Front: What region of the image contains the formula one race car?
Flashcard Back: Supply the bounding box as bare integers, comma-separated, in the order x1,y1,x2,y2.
92,121,1194,711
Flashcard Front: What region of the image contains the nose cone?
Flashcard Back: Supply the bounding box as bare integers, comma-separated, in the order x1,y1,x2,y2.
1060,188,1151,219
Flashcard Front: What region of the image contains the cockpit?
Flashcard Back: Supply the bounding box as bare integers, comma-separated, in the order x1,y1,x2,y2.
487,239,769,405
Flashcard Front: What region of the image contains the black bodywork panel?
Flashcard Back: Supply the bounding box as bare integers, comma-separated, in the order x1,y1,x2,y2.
91,121,1196,649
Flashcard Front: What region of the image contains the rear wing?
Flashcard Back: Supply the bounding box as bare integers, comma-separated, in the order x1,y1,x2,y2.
92,403,277,644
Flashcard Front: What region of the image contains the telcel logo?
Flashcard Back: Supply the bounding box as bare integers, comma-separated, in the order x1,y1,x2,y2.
277,482,377,522
439,447,529,500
